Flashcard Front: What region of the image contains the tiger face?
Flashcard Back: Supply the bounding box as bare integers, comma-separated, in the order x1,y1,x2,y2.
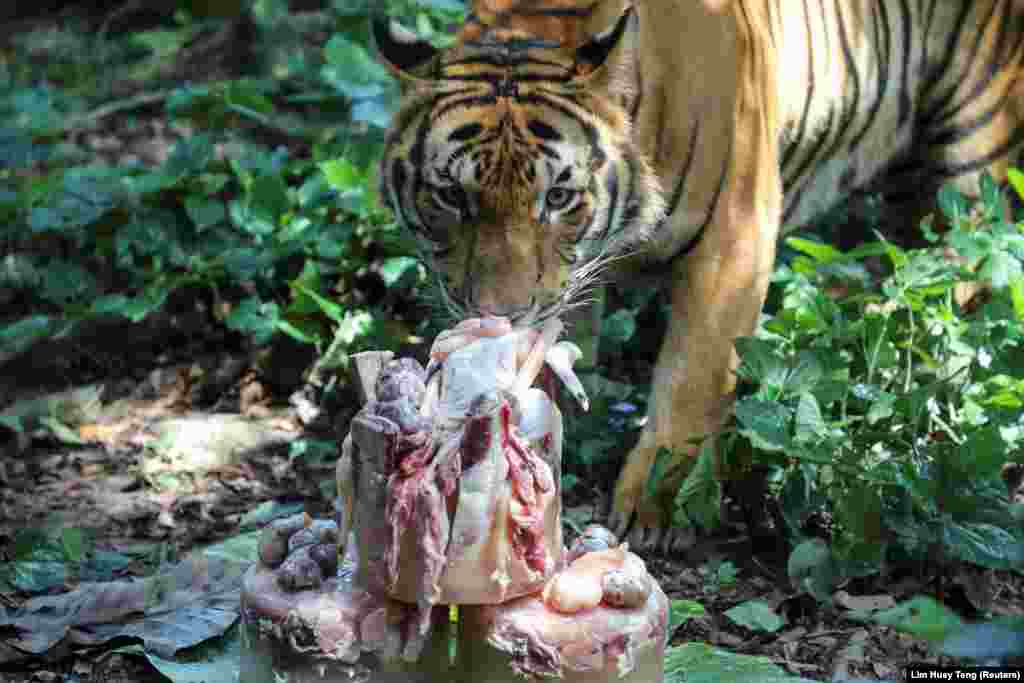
375,10,664,324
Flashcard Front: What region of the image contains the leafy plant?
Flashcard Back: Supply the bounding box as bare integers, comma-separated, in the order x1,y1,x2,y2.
671,171,1024,583
0,1,467,373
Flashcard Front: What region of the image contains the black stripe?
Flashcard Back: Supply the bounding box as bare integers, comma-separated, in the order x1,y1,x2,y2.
442,55,572,72
781,0,816,171
671,151,730,263
662,121,702,224
463,38,562,51
434,93,498,121
618,155,639,241
598,161,620,243
897,0,913,126
920,1,1000,129
926,82,1020,147
849,0,890,149
930,123,1024,178
517,92,606,167
927,3,1023,132
817,1,859,173
918,2,972,106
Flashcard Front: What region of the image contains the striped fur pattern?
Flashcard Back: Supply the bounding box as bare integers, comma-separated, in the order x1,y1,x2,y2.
376,0,1024,547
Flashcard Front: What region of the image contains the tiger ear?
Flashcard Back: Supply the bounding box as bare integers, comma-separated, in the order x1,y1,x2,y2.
572,6,635,83
372,18,439,84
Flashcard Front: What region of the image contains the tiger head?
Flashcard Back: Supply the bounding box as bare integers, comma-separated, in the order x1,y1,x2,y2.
375,7,664,324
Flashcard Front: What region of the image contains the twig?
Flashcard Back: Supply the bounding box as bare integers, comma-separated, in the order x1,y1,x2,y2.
63,90,174,132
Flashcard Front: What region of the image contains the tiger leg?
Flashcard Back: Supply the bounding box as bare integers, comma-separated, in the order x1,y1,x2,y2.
610,197,781,553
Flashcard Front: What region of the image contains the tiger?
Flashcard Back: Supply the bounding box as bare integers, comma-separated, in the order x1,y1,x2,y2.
373,0,1024,552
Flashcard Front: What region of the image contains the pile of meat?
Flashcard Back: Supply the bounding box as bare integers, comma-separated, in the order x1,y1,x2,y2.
241,318,669,682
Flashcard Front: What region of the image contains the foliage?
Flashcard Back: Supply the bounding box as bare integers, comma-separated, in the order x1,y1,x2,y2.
671,172,1024,582
0,0,466,371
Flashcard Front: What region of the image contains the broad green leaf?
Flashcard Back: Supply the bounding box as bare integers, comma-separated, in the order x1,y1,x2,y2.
941,619,1024,661
937,184,968,224
725,600,786,633
956,426,1007,477
121,627,241,683
734,336,788,390
787,538,835,602
225,299,280,345
943,522,1024,570
785,350,825,394
321,36,391,99
668,599,706,636
873,596,963,643
319,158,362,191
664,643,817,683
0,315,56,355
673,441,721,530
786,237,844,264
735,398,791,452
794,392,825,443
980,251,1023,290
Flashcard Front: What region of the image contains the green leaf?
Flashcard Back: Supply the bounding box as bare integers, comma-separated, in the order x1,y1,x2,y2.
786,237,844,264
1010,279,1024,320
321,36,392,99
785,350,825,394
944,522,1024,570
735,399,791,452
664,643,817,683
673,441,721,530
980,250,1022,290
794,392,825,443
668,599,706,636
937,184,968,224
725,600,787,633
873,596,963,643
787,538,835,602
734,336,788,390
184,197,226,231
1008,168,1024,203
225,299,280,345
956,426,1007,478
164,135,214,177
118,625,241,683
866,391,896,424
319,158,362,191
378,256,420,287
0,315,57,355
292,282,345,323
